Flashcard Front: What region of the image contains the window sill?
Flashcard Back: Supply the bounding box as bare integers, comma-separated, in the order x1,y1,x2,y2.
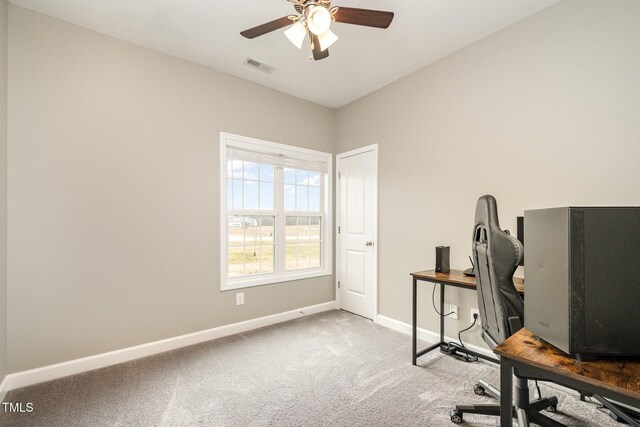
222,269,332,291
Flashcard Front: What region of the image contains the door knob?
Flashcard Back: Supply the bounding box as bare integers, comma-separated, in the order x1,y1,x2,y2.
365,241,374,247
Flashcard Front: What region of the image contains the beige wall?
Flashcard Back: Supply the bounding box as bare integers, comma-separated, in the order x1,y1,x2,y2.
0,0,7,380
336,0,640,348
5,0,640,373
7,6,336,372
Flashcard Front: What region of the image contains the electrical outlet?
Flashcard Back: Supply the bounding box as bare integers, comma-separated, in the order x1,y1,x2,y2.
449,304,458,320
470,308,480,324
236,292,245,306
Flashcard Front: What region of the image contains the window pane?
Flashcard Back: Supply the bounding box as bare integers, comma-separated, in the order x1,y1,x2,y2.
228,216,276,278
298,216,310,241
243,217,260,245
259,182,274,211
224,145,327,282
285,216,298,226
309,217,321,242
228,215,245,244
228,215,260,241
232,160,243,179
232,179,243,209
284,185,296,211
259,216,274,244
298,242,311,269
260,164,274,182
228,245,245,278
285,216,297,242
296,185,308,211
260,244,275,273
308,172,321,187
310,243,321,268
296,170,309,185
244,245,259,275
244,181,259,210
309,187,320,212
284,216,322,272
285,243,298,271
227,160,233,178
284,168,296,184
227,179,233,209
244,162,259,180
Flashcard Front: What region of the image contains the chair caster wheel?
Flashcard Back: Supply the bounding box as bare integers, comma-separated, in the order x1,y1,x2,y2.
546,404,557,413
450,410,463,424
473,384,485,396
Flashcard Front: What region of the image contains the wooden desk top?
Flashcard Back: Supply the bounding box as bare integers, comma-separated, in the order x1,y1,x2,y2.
494,328,640,401
411,269,525,294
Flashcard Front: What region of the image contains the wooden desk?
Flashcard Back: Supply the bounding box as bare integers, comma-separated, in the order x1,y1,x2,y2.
495,329,640,427
410,269,524,365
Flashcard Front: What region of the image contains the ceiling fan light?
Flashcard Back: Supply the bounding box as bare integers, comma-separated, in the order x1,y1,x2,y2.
307,6,331,36
317,28,338,51
284,21,306,49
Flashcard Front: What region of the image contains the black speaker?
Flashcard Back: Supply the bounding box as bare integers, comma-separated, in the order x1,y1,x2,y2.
435,246,450,273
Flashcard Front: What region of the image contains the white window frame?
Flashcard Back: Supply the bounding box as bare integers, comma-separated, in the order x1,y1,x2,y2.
220,132,333,291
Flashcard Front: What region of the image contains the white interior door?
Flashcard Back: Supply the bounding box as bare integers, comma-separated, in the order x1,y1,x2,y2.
337,147,377,320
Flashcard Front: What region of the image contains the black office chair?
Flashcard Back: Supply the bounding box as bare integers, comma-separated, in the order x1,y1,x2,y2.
450,195,559,426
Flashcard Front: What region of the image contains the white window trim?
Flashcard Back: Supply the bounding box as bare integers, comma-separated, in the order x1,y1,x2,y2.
220,132,333,291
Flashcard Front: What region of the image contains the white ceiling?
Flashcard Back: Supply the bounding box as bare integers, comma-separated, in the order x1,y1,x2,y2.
9,0,560,108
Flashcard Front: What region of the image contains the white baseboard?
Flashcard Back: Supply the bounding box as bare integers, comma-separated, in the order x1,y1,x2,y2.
375,314,493,359
1,300,338,395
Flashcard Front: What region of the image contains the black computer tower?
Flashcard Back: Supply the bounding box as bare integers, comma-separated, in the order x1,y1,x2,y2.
524,207,640,359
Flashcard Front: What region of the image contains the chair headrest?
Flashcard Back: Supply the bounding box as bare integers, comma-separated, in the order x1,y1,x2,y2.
475,194,500,230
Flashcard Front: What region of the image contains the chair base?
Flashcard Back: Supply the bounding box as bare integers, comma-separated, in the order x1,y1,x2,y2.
451,398,562,426
451,377,560,426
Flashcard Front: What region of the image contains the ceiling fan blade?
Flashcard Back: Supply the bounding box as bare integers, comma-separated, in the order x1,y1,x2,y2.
311,34,329,60
241,16,293,39
333,7,394,29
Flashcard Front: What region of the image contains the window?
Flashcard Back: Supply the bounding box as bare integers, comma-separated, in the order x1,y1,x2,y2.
220,133,332,290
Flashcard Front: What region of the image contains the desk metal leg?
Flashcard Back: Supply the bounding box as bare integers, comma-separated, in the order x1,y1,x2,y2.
440,283,445,343
412,277,442,364
412,278,498,365
500,359,513,427
412,277,417,366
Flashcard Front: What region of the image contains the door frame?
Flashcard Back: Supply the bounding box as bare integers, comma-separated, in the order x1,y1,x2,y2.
336,143,379,321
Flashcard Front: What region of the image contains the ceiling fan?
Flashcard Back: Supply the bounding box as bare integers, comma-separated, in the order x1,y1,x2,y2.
240,0,394,61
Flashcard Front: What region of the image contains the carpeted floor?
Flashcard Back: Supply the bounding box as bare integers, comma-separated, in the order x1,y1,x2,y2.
0,310,624,426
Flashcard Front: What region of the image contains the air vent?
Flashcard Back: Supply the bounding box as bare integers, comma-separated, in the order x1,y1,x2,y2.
244,57,276,74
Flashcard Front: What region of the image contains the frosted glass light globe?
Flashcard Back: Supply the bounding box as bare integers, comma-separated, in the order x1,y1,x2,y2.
284,21,306,49
317,29,338,51
307,6,331,35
